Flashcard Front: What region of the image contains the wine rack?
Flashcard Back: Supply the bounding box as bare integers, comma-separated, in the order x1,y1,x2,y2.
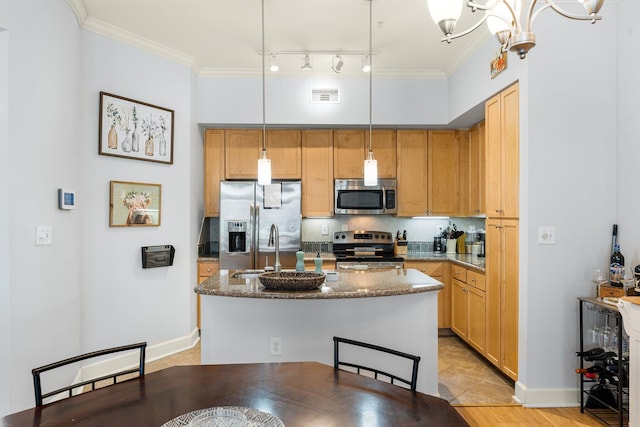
578,297,629,427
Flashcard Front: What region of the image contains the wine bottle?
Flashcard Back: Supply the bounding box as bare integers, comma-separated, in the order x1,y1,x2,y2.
576,347,605,358
610,244,625,287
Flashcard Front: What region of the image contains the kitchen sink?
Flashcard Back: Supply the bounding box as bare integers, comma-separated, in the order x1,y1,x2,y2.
230,269,265,279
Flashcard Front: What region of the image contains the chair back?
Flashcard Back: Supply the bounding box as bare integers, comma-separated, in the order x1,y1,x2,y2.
333,336,420,391
32,342,147,406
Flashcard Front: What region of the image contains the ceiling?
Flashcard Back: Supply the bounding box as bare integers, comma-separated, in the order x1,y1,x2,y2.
67,0,494,78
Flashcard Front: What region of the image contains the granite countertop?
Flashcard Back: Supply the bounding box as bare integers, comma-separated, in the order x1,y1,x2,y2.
195,268,443,300
405,253,486,272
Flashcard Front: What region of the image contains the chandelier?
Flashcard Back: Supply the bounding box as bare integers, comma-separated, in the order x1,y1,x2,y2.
426,0,606,59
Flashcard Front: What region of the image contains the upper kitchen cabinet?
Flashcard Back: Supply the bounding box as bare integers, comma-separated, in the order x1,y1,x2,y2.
365,129,397,178
225,129,260,179
267,129,302,179
468,121,485,216
485,83,519,218
397,130,428,216
204,129,225,217
429,130,460,215
225,129,302,180
396,129,460,217
334,130,365,178
334,129,397,179
302,130,334,217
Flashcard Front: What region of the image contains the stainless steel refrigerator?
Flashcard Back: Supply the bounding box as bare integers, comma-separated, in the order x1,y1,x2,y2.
219,181,301,270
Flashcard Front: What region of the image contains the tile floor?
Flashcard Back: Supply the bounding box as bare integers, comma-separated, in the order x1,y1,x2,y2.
437,336,516,404
145,335,516,405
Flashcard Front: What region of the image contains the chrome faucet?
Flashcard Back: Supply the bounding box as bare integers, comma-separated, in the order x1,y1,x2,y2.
268,224,281,271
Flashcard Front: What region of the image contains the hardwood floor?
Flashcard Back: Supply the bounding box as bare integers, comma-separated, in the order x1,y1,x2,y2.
146,338,604,427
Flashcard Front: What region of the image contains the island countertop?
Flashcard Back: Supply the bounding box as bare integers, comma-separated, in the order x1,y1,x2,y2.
195,268,443,300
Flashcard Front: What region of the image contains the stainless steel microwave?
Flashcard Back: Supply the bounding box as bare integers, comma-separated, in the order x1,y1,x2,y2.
334,179,397,215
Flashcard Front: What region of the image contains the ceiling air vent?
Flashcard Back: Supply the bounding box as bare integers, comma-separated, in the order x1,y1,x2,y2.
311,88,340,104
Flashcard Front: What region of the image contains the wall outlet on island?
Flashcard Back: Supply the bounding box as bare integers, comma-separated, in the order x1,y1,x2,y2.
270,337,282,356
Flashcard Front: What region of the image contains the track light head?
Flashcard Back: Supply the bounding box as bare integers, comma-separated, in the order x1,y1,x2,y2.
332,55,344,73
301,54,313,70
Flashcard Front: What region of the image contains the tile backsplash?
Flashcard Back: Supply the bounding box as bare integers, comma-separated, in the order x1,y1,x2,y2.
201,216,485,254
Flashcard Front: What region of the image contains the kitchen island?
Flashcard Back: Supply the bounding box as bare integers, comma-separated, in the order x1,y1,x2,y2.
195,268,442,396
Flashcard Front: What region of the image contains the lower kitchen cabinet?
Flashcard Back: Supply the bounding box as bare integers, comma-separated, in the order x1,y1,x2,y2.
197,260,219,330
486,218,519,380
405,261,450,328
450,264,486,354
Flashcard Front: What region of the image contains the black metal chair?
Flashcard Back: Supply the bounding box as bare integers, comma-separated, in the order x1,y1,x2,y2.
32,342,147,406
333,336,421,391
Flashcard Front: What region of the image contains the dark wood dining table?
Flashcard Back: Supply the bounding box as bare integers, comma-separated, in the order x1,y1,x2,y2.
1,362,469,426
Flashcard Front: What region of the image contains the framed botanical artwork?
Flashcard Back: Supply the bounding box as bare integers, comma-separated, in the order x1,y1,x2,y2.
109,180,162,227
99,92,174,164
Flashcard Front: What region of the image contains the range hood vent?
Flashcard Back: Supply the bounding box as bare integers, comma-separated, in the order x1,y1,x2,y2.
311,88,340,104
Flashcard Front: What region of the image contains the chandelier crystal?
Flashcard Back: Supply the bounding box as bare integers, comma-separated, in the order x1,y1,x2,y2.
426,0,605,59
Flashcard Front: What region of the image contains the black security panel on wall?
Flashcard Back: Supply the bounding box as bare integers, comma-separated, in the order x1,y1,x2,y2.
141,245,175,268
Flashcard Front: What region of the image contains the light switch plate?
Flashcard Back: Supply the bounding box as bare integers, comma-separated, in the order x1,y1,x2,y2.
36,225,53,246
538,226,556,245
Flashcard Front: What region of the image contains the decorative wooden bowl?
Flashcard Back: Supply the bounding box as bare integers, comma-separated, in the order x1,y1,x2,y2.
258,271,325,291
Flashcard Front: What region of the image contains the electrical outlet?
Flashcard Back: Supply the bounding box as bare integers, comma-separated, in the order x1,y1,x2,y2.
270,337,282,356
321,224,329,236
341,224,349,231
538,226,556,245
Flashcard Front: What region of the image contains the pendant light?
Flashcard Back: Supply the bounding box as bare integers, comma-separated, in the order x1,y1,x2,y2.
257,0,271,186
364,0,377,186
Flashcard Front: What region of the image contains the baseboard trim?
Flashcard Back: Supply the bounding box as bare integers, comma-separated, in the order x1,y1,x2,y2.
514,380,580,408
77,328,200,388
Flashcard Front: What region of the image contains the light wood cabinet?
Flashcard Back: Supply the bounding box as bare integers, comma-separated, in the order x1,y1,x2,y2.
333,129,397,179
396,130,460,217
405,261,450,328
224,129,302,180
485,218,518,380
334,130,365,178
197,260,219,330
485,83,519,218
267,129,302,179
204,129,224,217
224,129,261,179
397,130,428,216
468,121,485,216
450,264,486,354
365,129,397,178
302,130,334,217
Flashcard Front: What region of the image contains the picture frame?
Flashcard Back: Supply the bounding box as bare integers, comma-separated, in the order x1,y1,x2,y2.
109,180,162,227
99,92,174,164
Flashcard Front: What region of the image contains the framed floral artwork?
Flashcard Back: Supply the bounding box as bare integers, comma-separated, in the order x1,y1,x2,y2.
109,180,162,227
99,92,174,164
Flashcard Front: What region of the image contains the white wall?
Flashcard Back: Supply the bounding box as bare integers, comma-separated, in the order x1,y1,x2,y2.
1,1,200,413
5,0,84,412
617,1,640,264
79,32,196,350
198,75,449,126
0,27,10,417
520,4,618,405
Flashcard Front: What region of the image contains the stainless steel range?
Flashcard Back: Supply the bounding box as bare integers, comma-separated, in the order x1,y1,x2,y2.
332,230,405,270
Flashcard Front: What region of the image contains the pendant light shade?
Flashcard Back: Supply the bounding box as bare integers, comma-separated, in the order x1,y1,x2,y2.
364,151,378,186
258,149,271,185
257,0,271,186
363,0,377,186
